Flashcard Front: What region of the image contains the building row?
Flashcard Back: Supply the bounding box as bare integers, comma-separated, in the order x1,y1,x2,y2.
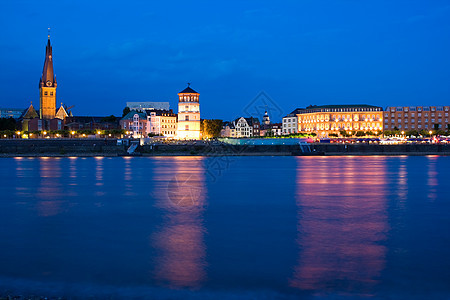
9,33,201,140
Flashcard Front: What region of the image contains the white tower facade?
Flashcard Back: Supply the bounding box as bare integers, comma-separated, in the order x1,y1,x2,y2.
177,84,201,140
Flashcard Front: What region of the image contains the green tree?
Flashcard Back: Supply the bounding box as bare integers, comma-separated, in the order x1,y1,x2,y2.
201,119,223,139
122,107,131,117
355,131,365,137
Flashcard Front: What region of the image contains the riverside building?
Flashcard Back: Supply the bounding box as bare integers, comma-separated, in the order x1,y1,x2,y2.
177,84,201,140
283,105,383,137
384,106,450,132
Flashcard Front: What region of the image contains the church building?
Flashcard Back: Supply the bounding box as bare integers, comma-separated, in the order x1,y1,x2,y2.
39,33,57,120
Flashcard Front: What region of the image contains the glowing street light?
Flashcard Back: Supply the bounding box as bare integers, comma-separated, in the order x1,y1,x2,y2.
97,131,101,135
43,131,47,135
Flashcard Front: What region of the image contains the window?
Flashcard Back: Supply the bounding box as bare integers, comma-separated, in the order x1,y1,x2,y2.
185,105,189,111
44,91,48,96
185,115,189,121
50,92,53,96
185,125,189,131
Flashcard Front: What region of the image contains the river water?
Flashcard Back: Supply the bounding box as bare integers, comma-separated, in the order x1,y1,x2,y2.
0,156,449,299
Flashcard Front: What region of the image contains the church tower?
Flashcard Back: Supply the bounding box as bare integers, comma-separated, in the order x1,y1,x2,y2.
39,32,57,120
177,84,201,140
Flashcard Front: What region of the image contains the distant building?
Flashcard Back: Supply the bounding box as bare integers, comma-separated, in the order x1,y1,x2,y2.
260,123,282,136
282,108,302,135
0,108,25,119
39,33,57,120
177,84,201,140
65,116,120,131
148,109,177,137
233,117,260,138
283,105,383,137
220,121,236,138
20,103,39,131
126,102,170,112
120,111,148,138
259,111,282,136
262,111,270,125
384,106,450,132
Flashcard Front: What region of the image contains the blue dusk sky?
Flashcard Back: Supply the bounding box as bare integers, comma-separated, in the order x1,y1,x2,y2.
1,0,450,121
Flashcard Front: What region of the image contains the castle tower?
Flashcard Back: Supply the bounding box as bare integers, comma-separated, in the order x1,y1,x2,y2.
177,84,201,140
39,32,57,119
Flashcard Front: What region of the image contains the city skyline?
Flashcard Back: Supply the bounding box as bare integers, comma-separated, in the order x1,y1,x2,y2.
1,1,450,120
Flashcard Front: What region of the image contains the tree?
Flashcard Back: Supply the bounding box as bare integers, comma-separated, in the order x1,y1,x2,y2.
355,131,365,137
122,107,131,117
0,118,17,131
101,115,117,123
434,124,440,131
201,119,223,139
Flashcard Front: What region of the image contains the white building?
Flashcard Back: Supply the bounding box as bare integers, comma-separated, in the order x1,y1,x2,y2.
233,117,260,138
126,101,170,112
282,108,302,135
148,109,178,137
177,85,201,140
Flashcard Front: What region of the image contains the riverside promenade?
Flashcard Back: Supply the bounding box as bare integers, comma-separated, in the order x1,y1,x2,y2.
1,139,450,157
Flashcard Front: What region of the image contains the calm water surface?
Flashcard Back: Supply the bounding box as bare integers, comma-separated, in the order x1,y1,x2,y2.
0,156,449,299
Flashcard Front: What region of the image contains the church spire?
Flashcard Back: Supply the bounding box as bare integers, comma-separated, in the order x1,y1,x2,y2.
40,29,56,88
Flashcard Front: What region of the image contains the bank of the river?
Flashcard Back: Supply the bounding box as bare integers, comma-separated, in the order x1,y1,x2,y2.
1,139,450,157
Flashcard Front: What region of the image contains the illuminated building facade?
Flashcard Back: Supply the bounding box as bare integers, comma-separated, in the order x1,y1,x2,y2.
177,85,201,140
120,111,148,137
284,105,383,137
233,117,260,137
384,106,450,132
282,108,301,134
39,34,57,120
148,109,178,137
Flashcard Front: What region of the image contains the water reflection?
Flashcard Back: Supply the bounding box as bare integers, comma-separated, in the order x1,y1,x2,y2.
123,157,136,197
151,157,208,288
36,158,65,217
427,156,438,201
290,157,388,294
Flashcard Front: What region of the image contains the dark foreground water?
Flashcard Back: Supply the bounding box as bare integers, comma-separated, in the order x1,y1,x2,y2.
0,156,449,299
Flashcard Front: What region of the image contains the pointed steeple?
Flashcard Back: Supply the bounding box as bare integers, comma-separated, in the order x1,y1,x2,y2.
40,30,57,88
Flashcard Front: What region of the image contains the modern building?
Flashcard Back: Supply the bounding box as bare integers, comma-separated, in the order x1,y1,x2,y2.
148,109,178,137
0,108,25,119
384,106,450,132
39,33,57,120
177,84,201,140
283,105,383,137
126,102,170,112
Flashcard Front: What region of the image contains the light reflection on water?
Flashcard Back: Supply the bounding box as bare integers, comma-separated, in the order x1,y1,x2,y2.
0,156,449,298
151,157,207,288
291,156,388,293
